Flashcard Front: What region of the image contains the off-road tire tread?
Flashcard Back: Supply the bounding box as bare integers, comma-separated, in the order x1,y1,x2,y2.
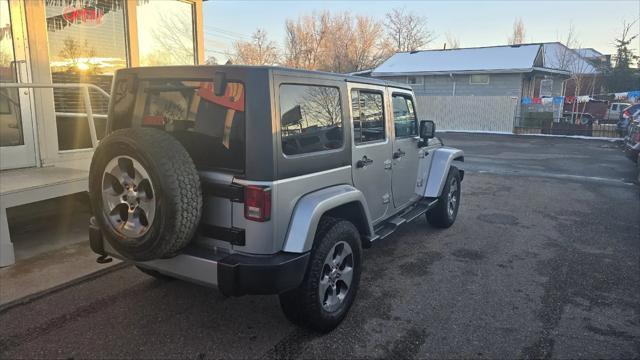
89,128,202,260
279,216,362,332
426,166,461,228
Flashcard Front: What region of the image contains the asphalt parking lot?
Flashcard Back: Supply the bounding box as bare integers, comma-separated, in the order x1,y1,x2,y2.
1,133,638,359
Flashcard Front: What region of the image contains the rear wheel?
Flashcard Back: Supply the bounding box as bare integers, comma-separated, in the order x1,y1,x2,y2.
426,166,461,228
279,217,362,332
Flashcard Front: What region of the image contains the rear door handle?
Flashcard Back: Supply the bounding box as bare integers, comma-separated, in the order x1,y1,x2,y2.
356,156,374,168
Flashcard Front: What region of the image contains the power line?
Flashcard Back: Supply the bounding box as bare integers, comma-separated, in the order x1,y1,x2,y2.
203,25,252,39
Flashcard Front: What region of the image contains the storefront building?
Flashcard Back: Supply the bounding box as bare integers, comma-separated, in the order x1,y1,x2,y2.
1,0,204,170
0,0,205,266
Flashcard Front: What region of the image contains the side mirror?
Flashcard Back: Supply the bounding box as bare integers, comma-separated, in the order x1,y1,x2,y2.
419,120,436,140
213,71,227,96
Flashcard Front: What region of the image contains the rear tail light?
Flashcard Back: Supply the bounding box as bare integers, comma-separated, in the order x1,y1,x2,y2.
623,110,630,118
244,185,271,222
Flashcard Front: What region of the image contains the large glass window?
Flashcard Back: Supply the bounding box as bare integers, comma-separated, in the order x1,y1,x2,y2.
0,0,23,147
137,0,196,66
351,90,385,144
280,84,343,156
46,0,128,149
392,94,417,138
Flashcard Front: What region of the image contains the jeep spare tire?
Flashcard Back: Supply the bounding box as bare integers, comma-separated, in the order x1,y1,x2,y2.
89,128,202,261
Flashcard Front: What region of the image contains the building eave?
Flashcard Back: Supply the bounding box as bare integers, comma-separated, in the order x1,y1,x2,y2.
372,67,570,77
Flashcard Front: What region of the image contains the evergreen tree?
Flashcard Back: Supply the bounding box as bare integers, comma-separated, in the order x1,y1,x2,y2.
606,20,640,92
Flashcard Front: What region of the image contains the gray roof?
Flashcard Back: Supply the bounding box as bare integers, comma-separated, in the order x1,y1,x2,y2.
372,44,570,76
542,42,599,74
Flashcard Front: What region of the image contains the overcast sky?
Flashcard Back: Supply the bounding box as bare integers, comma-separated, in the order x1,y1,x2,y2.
203,0,639,64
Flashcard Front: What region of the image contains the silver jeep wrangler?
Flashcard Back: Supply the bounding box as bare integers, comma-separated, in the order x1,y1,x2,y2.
89,66,464,331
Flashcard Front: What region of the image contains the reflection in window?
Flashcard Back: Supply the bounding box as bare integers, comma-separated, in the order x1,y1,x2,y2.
352,90,385,144
134,80,246,172
0,0,24,146
137,0,196,66
46,0,127,149
280,84,343,156
392,95,417,138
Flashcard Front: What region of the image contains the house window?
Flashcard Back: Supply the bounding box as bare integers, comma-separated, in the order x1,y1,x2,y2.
540,79,553,97
470,74,490,85
407,76,423,85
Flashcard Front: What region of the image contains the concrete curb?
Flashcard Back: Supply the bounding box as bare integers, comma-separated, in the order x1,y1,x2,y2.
0,261,130,314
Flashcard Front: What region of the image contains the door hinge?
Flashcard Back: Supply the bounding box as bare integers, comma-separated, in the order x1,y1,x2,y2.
382,193,390,204
416,178,424,187
384,160,392,169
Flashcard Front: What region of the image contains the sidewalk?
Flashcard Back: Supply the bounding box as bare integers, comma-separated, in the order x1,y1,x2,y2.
0,241,120,307
0,193,120,308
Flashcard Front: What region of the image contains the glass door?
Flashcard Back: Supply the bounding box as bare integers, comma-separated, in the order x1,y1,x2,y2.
0,0,36,170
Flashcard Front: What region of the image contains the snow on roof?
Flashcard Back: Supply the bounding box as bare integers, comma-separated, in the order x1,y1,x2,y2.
542,43,599,74
372,44,542,75
574,48,603,58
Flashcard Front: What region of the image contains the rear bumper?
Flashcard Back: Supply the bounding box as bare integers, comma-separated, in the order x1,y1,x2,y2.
89,219,309,296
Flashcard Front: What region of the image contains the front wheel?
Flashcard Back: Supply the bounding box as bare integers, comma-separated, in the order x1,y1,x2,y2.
426,166,461,228
279,217,362,332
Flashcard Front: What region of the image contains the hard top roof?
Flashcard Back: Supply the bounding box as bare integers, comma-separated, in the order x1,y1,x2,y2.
123,64,412,90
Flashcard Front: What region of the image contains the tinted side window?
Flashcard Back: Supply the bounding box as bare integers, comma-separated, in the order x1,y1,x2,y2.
352,90,385,144
392,94,417,138
280,84,343,156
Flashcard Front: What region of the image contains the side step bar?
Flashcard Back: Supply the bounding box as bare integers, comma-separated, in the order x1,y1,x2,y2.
372,198,439,241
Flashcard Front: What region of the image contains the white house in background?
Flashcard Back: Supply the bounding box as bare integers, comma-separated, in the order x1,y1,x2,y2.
367,44,571,133
371,44,570,98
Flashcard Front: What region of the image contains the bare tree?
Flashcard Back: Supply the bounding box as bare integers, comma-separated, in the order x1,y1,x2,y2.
150,11,196,65
445,32,460,49
350,15,394,70
284,12,330,70
385,7,434,52
552,24,596,119
507,18,526,45
232,29,280,65
284,12,392,72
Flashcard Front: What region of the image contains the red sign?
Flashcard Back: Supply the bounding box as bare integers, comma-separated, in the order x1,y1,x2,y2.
63,3,104,26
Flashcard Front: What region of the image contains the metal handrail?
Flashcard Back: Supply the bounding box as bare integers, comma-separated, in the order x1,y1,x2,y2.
0,82,111,148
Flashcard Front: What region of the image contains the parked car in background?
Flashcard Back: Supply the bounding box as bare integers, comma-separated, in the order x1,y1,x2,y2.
617,104,640,137
637,153,640,183
606,102,631,122
624,119,640,162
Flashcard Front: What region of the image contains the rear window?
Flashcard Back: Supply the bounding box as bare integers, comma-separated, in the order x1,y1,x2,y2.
133,79,246,173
